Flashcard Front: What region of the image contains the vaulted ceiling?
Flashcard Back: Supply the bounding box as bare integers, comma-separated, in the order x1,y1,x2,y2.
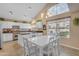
0,3,79,22
0,3,46,22
35,3,79,19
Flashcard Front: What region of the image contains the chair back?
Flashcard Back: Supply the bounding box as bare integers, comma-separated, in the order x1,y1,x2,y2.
48,35,60,56
23,38,39,56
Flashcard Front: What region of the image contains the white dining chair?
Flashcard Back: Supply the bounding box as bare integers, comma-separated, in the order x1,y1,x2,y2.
42,35,60,56
35,35,53,56
23,38,29,56
23,38,40,56
42,36,54,56
50,35,60,56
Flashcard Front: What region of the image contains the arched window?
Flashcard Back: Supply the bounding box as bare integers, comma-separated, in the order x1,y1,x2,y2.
47,3,70,17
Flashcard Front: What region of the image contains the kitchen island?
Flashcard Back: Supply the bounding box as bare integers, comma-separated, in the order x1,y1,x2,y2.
18,30,43,47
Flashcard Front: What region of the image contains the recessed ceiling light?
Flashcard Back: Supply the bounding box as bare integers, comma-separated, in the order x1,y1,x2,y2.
9,11,13,15
28,6,32,9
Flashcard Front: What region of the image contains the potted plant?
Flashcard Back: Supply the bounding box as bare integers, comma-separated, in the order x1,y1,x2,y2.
73,17,79,26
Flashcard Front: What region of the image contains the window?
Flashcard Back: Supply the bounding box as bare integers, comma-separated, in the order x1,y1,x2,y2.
47,17,70,39
47,3,69,17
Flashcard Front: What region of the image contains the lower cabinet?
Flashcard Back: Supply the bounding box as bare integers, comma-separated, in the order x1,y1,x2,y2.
2,33,13,42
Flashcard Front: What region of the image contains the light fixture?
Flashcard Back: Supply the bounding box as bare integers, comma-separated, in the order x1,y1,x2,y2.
31,20,36,25
41,13,44,18
28,6,32,10
9,11,13,15
47,12,52,17
46,16,48,18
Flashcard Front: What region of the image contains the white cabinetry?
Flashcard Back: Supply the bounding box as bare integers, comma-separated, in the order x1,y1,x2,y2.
2,33,13,42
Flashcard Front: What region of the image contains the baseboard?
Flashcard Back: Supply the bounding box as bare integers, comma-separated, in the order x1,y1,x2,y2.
60,43,79,51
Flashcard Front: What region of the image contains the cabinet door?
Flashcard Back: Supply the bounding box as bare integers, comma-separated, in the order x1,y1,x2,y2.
2,33,13,42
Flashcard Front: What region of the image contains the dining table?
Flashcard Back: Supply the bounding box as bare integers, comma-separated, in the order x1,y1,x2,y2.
23,35,59,56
